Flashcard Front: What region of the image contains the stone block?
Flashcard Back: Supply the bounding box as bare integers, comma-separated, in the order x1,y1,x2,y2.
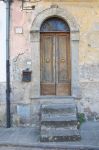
11,104,31,126
0,104,6,127
12,114,20,126
80,64,99,81
0,82,6,103
17,104,30,124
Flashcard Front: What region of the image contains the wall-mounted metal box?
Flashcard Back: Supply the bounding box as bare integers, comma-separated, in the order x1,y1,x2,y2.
22,69,32,82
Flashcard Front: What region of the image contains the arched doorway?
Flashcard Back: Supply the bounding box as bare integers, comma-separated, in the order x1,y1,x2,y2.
40,17,71,96
30,7,80,98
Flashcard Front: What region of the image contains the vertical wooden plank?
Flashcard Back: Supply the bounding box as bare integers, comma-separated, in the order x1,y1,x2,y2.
67,34,71,82
56,33,71,96
57,34,67,83
40,33,55,95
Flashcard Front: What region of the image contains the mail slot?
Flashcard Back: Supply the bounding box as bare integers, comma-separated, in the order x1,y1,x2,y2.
22,69,32,82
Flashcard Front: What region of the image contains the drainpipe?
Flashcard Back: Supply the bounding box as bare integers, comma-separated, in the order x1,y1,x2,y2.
6,0,11,128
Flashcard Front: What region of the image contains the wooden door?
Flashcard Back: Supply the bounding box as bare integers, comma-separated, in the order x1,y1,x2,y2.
56,33,71,96
40,33,55,95
40,33,71,96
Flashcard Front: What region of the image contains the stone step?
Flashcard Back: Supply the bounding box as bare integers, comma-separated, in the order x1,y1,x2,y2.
41,127,80,135
41,103,76,114
41,125,77,130
41,114,78,127
41,120,78,127
40,100,80,142
41,114,77,122
39,96,75,104
42,103,76,109
40,128,80,142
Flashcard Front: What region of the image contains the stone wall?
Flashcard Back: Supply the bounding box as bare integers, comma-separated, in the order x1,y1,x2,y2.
8,0,99,126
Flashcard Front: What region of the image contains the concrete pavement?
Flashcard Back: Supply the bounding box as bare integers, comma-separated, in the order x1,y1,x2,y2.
0,121,99,149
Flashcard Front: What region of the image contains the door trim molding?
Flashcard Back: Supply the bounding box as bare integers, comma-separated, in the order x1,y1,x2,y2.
30,7,81,99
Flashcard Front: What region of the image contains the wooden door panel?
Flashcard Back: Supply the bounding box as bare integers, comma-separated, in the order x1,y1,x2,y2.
56,83,71,96
40,34,55,95
41,35,54,82
41,83,56,95
56,34,71,96
57,35,68,83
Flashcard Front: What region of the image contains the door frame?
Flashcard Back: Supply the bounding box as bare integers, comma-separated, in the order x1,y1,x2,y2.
30,7,81,99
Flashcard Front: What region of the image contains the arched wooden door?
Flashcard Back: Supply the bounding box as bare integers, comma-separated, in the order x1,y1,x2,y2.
40,17,71,96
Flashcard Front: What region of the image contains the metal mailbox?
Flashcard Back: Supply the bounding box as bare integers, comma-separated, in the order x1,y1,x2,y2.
22,69,32,82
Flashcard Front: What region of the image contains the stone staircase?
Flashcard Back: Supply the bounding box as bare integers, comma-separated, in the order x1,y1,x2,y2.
40,98,81,142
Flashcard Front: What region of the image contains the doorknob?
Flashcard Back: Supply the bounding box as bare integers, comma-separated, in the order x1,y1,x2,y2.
61,58,65,63
46,58,50,63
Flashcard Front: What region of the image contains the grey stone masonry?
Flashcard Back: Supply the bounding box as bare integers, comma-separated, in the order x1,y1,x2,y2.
40,98,81,142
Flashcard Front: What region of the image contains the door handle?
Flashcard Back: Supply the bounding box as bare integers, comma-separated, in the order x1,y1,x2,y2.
46,58,50,63
41,58,50,63
61,58,65,63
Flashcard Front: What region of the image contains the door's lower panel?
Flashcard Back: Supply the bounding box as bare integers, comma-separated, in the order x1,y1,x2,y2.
41,83,71,96
41,83,56,95
56,83,71,96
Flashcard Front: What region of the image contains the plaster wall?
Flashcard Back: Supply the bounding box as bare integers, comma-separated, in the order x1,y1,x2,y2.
0,2,6,82
8,0,99,126
0,2,6,126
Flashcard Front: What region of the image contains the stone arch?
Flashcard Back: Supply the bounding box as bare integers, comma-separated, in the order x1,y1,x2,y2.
30,7,79,32
30,6,80,98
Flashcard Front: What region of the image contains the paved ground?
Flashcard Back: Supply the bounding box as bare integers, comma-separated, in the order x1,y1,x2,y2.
0,121,99,150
